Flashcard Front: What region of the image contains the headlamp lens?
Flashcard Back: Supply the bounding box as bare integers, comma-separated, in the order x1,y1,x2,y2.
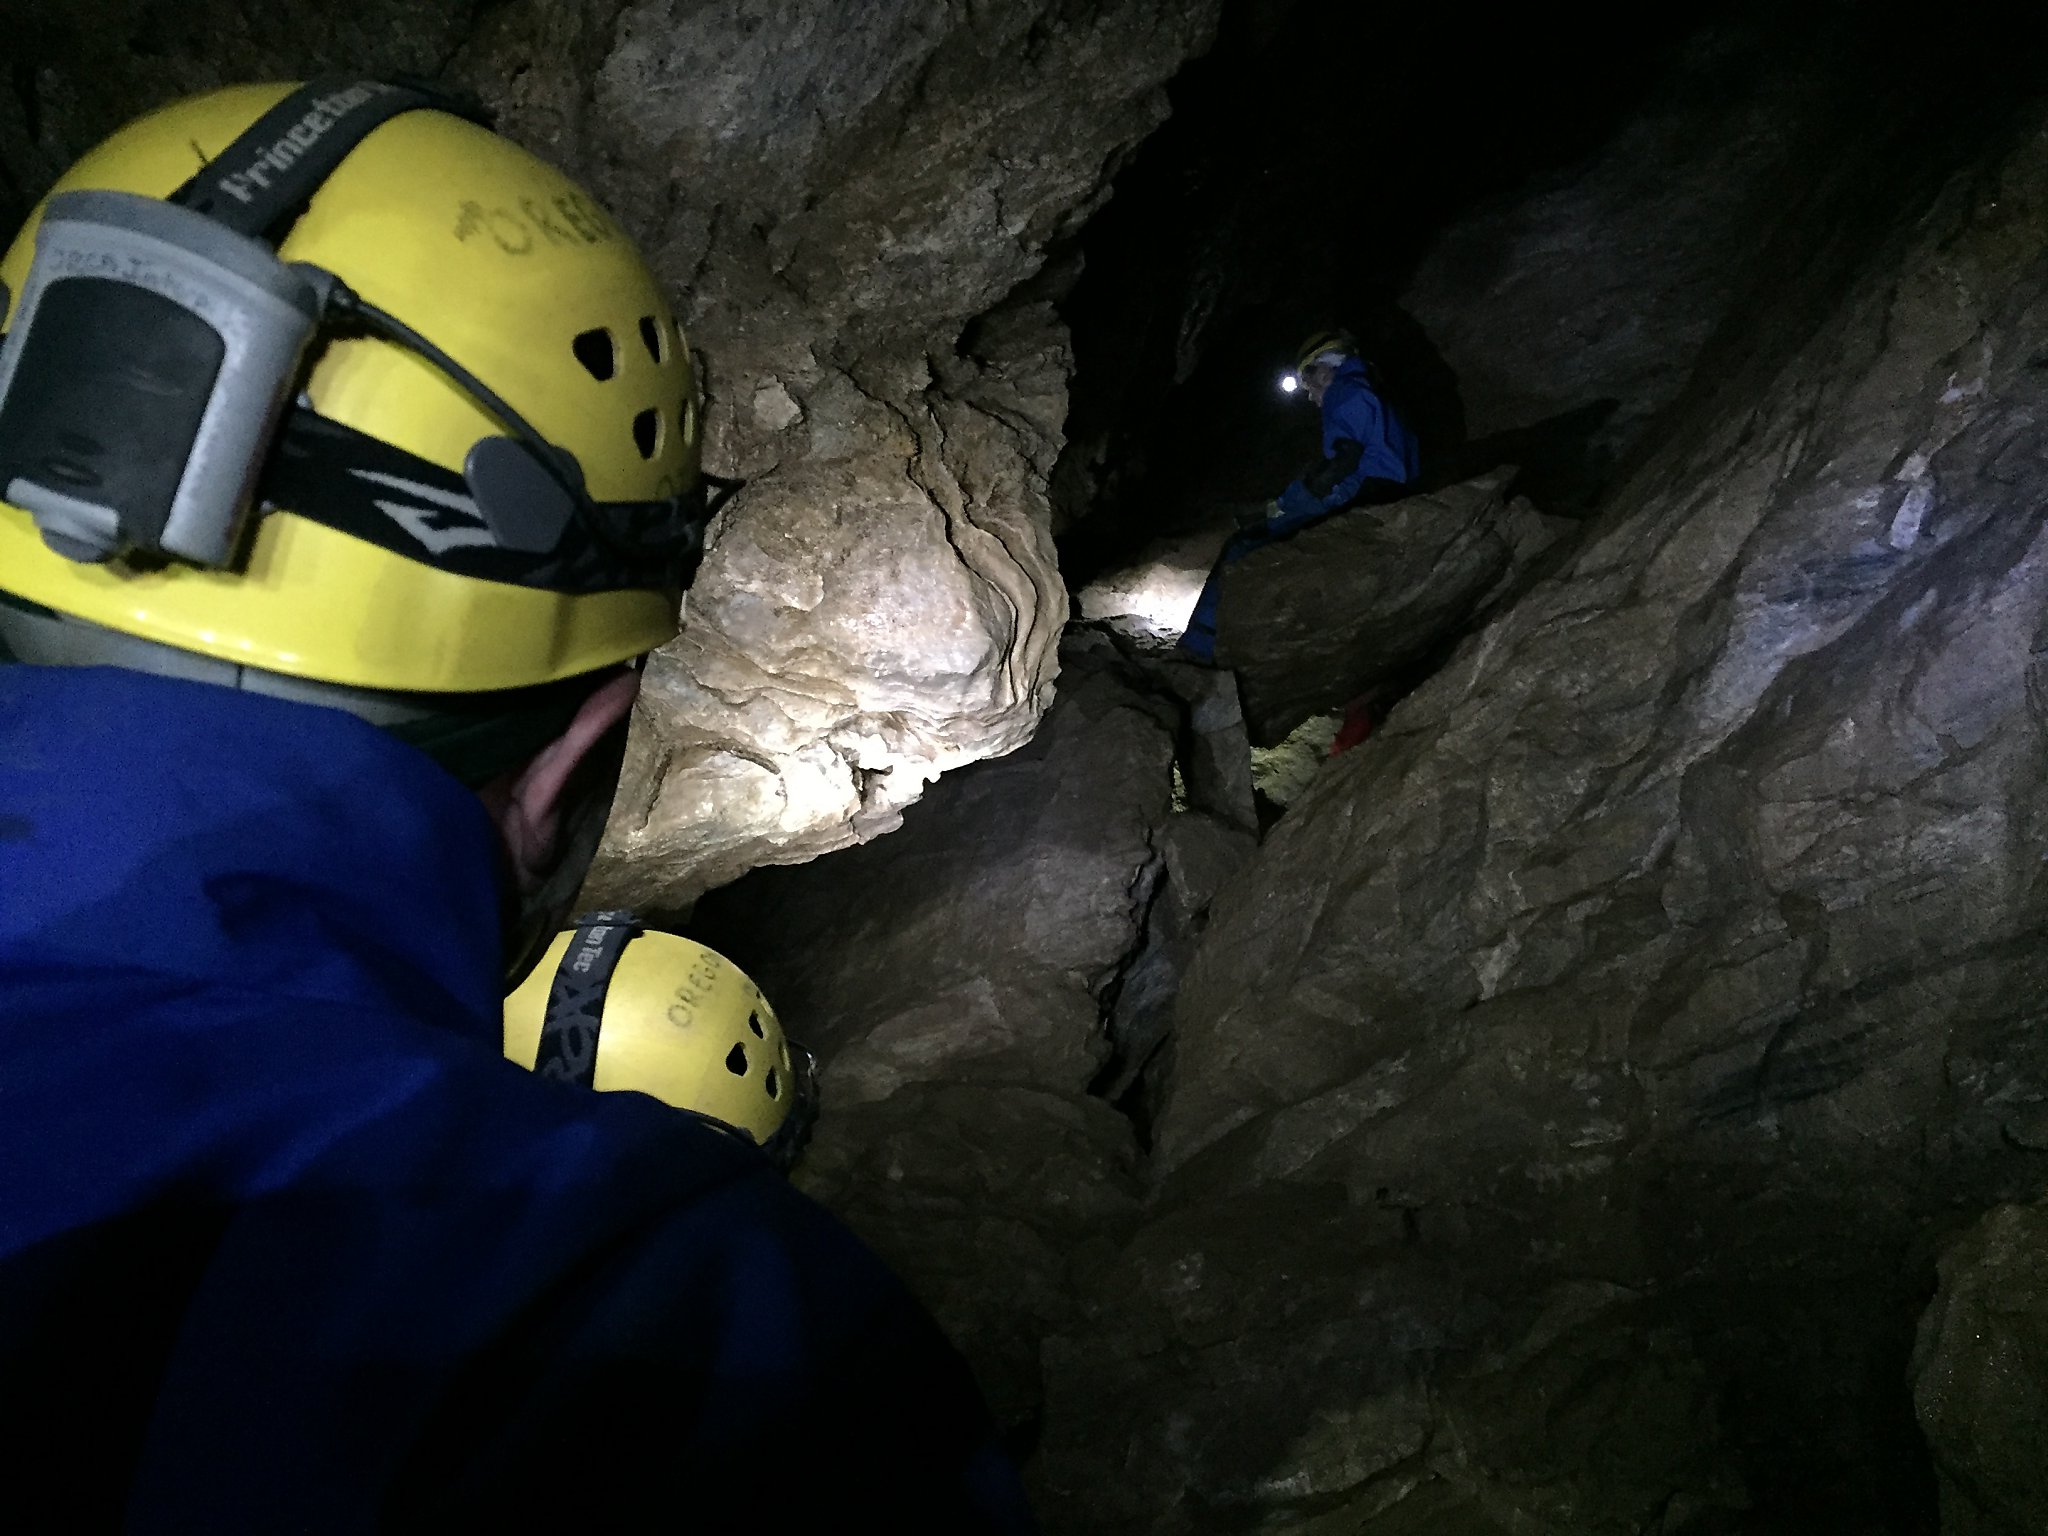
1280,373,1300,394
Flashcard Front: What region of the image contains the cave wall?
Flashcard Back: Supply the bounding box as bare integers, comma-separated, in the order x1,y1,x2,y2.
668,12,2048,1529
1087,57,2048,1535
1051,2,1743,577
0,0,1224,908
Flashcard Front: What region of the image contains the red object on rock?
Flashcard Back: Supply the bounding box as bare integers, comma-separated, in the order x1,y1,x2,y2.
1330,694,1379,756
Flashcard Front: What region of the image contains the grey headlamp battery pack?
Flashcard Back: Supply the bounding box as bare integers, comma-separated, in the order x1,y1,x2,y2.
0,190,324,566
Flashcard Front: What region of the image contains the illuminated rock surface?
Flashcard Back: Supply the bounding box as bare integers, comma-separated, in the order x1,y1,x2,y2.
492,0,1225,906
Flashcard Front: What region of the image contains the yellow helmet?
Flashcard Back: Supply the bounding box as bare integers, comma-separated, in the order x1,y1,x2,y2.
0,78,715,695
504,915,819,1169
1293,328,1358,373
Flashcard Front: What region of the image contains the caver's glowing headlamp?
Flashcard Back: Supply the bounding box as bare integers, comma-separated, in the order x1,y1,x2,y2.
1279,372,1301,395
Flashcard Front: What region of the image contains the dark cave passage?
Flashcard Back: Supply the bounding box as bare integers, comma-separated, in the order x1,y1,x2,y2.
1052,0,2048,594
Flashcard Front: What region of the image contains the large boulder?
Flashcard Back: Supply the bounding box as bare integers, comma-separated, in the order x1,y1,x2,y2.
1212,471,1570,745
689,632,1181,1101
589,335,1073,907
1912,1199,2048,1536
687,633,1250,1430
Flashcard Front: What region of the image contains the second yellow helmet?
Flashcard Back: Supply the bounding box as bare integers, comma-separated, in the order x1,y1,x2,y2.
505,916,818,1169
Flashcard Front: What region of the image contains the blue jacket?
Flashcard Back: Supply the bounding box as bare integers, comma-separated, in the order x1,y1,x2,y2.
0,665,1031,1533
1274,357,1420,527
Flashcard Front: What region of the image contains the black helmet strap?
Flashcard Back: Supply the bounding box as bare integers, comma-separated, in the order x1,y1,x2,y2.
170,77,488,244
535,911,644,1089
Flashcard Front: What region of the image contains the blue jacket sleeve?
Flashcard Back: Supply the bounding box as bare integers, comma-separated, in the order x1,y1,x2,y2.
1276,388,1385,521
1318,390,1385,510
385,1159,1041,1532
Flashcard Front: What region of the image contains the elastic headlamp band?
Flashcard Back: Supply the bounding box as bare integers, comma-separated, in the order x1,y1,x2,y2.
536,910,644,1088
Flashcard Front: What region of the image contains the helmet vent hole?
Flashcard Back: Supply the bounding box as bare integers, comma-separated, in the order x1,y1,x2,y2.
638,315,666,363
725,1042,748,1076
748,1012,765,1038
573,328,616,381
632,408,661,460
765,1068,780,1100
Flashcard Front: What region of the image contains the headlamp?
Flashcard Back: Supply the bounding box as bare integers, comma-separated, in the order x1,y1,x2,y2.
1280,373,1300,395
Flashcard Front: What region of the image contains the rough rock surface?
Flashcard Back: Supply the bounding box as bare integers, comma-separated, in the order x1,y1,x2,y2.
1075,520,1236,645
691,633,1180,1103
590,328,1075,907
1912,1199,2048,1536
1036,1226,1748,1535
0,0,1223,907
796,1081,1143,1434
1037,84,2048,1536
1212,471,1570,745
688,633,1248,1429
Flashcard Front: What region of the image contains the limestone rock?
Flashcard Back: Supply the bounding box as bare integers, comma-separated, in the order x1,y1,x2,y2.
1076,522,1237,646
687,631,1209,1429
1400,17,1824,501
451,0,1223,902
1035,1188,1750,1536
1212,471,1571,745
587,338,1070,908
1033,1185,1466,1533
1095,810,1256,1119
1912,1200,2048,1536
1143,653,1258,832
